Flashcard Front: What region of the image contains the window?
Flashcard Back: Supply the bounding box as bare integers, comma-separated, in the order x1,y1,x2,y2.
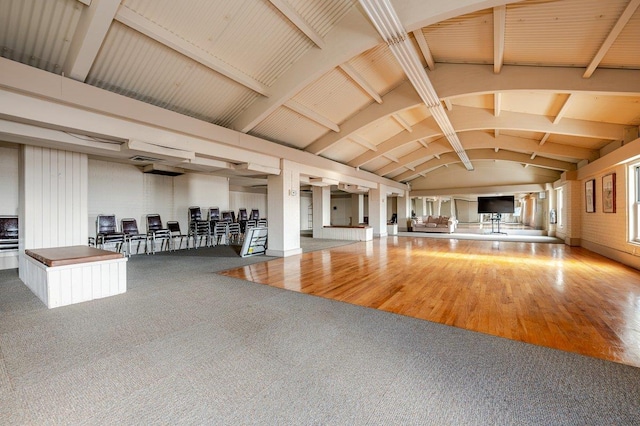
631,164,640,243
557,187,563,228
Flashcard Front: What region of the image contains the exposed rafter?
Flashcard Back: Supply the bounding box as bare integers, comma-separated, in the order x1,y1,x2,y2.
372,131,596,176
394,150,576,182
393,114,413,132
583,0,640,78
268,0,325,49
493,6,506,74
494,92,501,117
348,106,622,168
63,0,121,82
553,94,573,124
358,0,473,170
350,134,378,151
412,29,435,71
339,63,383,103
305,64,640,156
539,133,551,146
444,99,453,111
115,6,270,96
284,100,339,132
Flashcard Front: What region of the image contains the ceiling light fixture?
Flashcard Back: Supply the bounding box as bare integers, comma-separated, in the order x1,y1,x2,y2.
358,0,474,171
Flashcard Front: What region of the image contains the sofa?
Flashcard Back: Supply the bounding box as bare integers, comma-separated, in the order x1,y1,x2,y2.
410,215,457,233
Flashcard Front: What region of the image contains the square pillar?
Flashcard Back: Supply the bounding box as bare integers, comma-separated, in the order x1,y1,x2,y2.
368,184,387,238
351,194,364,225
397,190,411,231
266,160,302,257
312,186,330,238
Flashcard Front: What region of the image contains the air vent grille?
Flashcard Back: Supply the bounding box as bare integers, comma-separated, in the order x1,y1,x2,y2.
129,155,162,162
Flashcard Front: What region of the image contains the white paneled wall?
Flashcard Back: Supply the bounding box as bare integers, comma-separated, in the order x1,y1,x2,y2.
19,146,88,276
0,145,19,215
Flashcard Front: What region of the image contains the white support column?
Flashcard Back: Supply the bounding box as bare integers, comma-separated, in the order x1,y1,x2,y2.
351,194,364,225
312,186,331,238
19,146,88,278
434,198,442,217
266,160,302,257
368,185,388,238
397,190,411,231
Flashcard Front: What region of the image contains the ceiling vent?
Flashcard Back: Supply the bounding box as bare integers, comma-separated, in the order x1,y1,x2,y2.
142,164,184,177
129,155,163,163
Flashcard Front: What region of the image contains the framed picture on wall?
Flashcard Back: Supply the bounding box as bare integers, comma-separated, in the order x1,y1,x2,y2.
585,179,595,213
602,173,616,213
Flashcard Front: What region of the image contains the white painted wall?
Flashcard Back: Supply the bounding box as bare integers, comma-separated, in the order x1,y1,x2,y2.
229,191,267,220
89,160,230,236
0,145,19,215
330,195,352,226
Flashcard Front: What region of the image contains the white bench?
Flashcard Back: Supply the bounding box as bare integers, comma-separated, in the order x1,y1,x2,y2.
22,246,127,309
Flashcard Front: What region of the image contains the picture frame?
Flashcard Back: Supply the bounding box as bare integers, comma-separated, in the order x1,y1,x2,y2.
585,179,595,213
602,173,616,213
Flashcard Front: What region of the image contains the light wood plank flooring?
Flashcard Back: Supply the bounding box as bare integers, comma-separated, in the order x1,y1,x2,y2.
221,236,640,367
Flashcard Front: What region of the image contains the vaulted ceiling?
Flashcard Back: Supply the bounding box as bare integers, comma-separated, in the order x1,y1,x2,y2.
1,0,639,192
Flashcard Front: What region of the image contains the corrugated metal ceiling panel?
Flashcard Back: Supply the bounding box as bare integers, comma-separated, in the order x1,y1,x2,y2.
421,9,493,64
601,9,640,69
562,94,640,125
504,0,629,67
500,92,562,116
347,44,407,96
323,140,367,164
121,0,313,87
293,68,371,124
0,0,81,74
251,107,329,149
287,0,355,37
87,22,257,126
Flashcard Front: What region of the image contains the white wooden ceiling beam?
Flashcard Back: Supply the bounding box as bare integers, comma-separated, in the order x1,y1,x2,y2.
373,131,595,176
393,114,413,132
494,92,501,117
553,94,573,124
384,153,399,163
268,0,325,49
443,98,453,111
350,134,378,151
339,63,383,103
394,149,576,182
412,30,435,71
583,0,640,78
493,6,506,74
115,6,270,96
305,64,640,156
539,133,551,146
347,106,622,168
63,0,121,82
284,100,340,132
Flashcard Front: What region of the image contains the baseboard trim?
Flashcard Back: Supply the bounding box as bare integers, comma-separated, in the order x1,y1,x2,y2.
581,240,640,271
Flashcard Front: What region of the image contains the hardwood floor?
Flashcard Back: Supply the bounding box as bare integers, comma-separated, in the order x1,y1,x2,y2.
221,236,640,367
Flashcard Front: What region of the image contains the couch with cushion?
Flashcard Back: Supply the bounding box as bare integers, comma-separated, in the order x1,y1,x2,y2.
410,215,457,233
